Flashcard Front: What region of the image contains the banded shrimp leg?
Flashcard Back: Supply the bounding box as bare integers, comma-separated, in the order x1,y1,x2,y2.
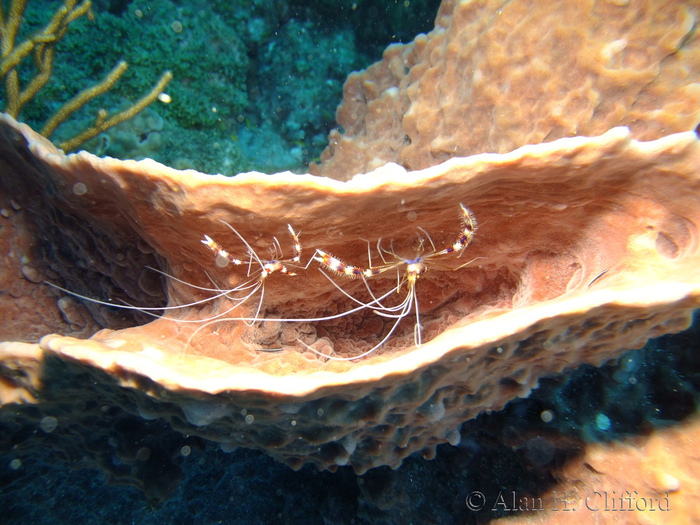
308,204,478,361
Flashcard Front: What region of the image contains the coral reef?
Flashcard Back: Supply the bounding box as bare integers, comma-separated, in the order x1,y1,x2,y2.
1,0,699,517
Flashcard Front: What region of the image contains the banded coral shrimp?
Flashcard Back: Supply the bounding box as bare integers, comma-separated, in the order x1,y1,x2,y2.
306,203,478,361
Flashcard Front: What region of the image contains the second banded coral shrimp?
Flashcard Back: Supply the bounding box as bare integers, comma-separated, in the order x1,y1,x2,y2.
307,204,478,361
